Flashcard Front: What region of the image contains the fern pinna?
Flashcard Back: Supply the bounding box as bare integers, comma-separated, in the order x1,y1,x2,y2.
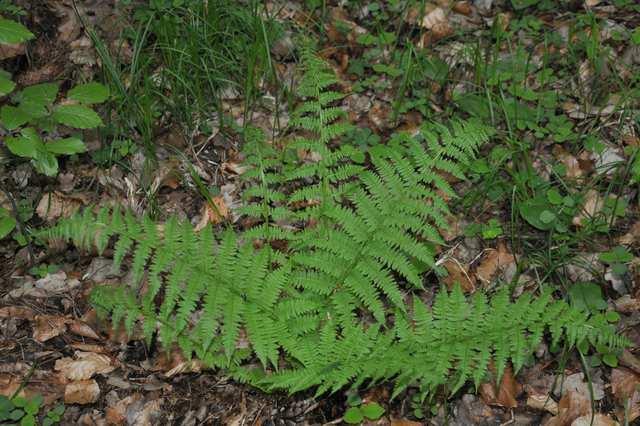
37,50,626,400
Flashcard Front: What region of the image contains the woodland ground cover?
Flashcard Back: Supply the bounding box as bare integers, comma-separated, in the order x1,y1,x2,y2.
0,0,640,425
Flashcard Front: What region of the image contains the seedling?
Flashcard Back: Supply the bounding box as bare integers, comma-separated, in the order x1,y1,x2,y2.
343,401,385,424
0,394,64,426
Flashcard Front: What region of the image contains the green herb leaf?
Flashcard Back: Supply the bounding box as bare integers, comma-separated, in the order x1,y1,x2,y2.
0,105,29,129
5,128,42,158
360,402,385,420
67,82,110,105
568,282,608,313
0,73,15,96
343,407,364,424
46,137,86,155
53,104,103,129
0,18,34,44
20,82,59,106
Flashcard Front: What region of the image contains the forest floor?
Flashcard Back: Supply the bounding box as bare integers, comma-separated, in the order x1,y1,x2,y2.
1,0,640,425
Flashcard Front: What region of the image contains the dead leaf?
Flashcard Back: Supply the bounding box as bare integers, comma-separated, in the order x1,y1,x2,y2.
0,43,26,60
391,420,423,426
126,398,163,426
619,222,640,246
0,306,35,320
105,394,142,425
475,242,516,285
36,192,84,222
194,197,229,231
480,365,521,408
421,6,447,29
614,295,640,314
527,392,559,415
33,315,68,342
611,368,640,401
65,379,100,404
571,414,618,426
572,190,604,227
544,390,592,426
164,359,205,378
442,258,476,292
68,320,102,340
55,351,115,381
35,271,81,294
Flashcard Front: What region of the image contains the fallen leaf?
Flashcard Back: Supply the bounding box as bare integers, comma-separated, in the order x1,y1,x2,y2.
35,271,81,294
36,192,84,222
164,359,205,378
55,351,115,381
572,190,604,227
544,390,592,426
33,315,68,342
571,414,617,426
194,197,229,231
64,379,100,404
421,6,447,29
442,258,476,292
126,398,163,426
68,320,102,340
0,306,35,320
475,242,515,285
527,392,559,415
391,420,423,426
105,394,142,425
614,295,640,314
480,365,521,408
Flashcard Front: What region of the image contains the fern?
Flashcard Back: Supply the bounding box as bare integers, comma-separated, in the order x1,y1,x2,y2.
36,49,628,400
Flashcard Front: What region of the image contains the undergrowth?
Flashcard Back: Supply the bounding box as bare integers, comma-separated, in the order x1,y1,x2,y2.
37,47,626,400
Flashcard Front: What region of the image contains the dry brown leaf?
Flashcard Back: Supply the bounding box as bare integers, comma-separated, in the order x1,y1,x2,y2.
614,295,640,314
527,392,559,415
619,222,640,246
194,197,229,231
64,379,100,404
0,43,26,60
611,368,640,401
33,315,68,342
442,258,476,293
571,414,617,426
126,398,163,426
105,394,142,425
544,390,592,426
69,343,108,353
36,192,84,222
390,420,423,426
421,6,447,29
475,242,515,285
68,320,102,340
164,359,205,378
480,365,521,408
0,306,35,320
572,190,604,227
55,351,115,381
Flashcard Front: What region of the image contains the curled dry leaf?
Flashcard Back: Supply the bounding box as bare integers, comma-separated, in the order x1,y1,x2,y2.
68,320,102,340
164,359,205,378
36,191,84,222
33,315,68,342
527,392,559,415
194,197,229,231
442,258,476,293
55,351,115,381
0,306,36,320
571,414,618,426
64,379,100,404
480,365,521,408
572,190,604,227
544,390,592,426
475,242,516,285
614,295,640,314
105,394,142,425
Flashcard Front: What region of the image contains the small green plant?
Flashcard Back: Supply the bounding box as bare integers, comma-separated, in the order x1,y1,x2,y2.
569,282,623,367
28,263,60,279
599,246,634,276
343,401,385,424
0,394,64,426
1,80,108,175
0,206,16,239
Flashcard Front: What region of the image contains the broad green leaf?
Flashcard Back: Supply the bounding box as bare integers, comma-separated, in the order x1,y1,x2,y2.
46,137,86,155
16,102,47,119
5,128,42,158
20,82,59,106
68,82,110,104
0,213,16,239
568,282,608,313
32,150,58,176
0,18,34,45
53,104,103,129
0,73,15,96
360,402,385,420
343,407,364,424
599,246,633,264
0,105,29,129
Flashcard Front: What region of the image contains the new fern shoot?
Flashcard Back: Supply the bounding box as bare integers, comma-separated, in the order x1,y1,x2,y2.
36,49,626,400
